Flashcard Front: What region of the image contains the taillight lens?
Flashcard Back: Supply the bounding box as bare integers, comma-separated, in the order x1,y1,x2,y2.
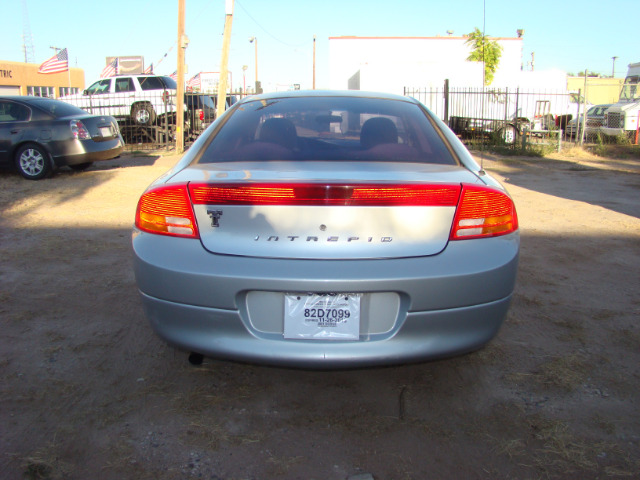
70,120,90,139
189,183,461,207
450,184,518,240
135,185,199,238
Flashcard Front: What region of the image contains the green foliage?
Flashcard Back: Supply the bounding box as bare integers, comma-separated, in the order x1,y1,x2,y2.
465,28,503,86
488,144,552,157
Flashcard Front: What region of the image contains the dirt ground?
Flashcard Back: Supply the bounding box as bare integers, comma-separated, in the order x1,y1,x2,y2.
0,147,639,480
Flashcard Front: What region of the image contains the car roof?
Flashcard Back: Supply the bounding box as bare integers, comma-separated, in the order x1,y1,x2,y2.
0,95,60,104
237,90,419,105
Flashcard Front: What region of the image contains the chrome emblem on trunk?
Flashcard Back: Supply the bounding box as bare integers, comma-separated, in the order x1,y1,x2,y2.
253,235,392,243
207,209,223,227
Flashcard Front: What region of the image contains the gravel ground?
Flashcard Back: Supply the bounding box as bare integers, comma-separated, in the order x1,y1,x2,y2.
0,148,638,480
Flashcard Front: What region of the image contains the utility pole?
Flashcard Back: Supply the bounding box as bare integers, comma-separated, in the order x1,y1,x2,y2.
313,35,316,90
249,37,259,92
612,56,618,78
176,0,186,154
531,52,535,71
217,0,234,118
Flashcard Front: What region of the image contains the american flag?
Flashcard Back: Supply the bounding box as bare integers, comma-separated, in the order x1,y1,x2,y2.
100,59,118,79
38,48,69,74
187,73,201,90
144,63,153,74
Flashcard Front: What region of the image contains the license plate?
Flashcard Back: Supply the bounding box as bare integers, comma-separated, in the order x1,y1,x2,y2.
284,293,361,340
99,126,112,137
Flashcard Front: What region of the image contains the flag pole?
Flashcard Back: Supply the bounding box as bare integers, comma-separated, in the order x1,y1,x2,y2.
67,50,71,94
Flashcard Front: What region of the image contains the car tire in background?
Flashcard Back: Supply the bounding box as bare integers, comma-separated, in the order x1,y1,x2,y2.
131,103,156,125
15,143,53,180
498,124,518,145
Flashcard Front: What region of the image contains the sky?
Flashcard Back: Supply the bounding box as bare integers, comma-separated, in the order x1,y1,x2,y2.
1,0,637,91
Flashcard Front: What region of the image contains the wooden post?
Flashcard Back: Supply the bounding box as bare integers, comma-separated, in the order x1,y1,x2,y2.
176,0,186,154
217,0,234,119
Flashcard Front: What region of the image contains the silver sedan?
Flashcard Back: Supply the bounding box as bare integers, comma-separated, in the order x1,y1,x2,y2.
133,91,519,368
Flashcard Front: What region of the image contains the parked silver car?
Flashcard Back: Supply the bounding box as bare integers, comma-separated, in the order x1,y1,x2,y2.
133,91,519,368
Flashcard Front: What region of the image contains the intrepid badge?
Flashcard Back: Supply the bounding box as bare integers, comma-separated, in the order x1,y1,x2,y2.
253,235,392,243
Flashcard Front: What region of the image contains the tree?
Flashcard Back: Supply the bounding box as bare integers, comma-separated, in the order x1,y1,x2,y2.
465,28,503,86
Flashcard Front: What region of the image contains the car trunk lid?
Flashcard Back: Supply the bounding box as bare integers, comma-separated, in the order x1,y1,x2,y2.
170,161,484,260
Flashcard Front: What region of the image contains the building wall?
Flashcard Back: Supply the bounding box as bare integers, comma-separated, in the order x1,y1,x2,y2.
328,36,524,94
0,60,84,98
567,77,624,105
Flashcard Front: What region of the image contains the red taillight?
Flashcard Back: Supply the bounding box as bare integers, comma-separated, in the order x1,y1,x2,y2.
70,120,90,140
189,183,461,207
135,185,199,238
450,184,518,240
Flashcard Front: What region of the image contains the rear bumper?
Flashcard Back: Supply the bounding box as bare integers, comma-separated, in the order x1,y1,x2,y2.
133,230,519,368
140,291,513,368
51,137,124,166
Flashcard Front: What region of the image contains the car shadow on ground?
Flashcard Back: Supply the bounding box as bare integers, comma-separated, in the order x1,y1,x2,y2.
0,153,169,214
477,153,640,219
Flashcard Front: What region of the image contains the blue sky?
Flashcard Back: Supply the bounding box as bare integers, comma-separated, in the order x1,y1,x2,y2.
1,0,636,90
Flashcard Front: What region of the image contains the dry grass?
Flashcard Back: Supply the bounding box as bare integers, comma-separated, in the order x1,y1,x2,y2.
551,317,587,344
181,422,228,450
537,354,590,392
485,417,639,478
533,420,598,471
531,419,638,477
20,436,73,480
491,437,527,459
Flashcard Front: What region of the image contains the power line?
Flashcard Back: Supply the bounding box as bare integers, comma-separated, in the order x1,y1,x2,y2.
235,0,308,48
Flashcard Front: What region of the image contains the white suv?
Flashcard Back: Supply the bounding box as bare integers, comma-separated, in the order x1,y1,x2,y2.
60,75,177,125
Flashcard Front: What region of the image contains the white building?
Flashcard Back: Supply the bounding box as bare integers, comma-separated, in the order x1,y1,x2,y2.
328,35,526,94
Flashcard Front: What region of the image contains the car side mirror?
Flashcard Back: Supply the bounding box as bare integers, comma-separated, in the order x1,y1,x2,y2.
83,90,89,96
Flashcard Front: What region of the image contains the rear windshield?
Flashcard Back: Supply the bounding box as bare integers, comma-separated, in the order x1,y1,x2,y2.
27,97,89,118
196,96,457,165
186,94,215,109
140,76,176,91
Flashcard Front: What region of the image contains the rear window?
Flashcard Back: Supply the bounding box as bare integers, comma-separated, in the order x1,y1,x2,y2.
196,96,456,165
139,76,175,91
186,94,215,109
27,98,89,118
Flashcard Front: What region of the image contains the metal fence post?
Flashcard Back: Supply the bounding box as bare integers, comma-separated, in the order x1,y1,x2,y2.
578,87,584,146
443,79,449,125
558,129,562,152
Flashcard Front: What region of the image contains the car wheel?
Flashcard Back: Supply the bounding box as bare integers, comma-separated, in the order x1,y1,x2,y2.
498,125,517,145
69,162,93,171
132,103,156,125
15,144,53,180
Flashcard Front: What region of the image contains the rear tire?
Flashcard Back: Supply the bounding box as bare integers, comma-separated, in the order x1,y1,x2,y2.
188,352,204,366
69,162,93,171
15,144,52,180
